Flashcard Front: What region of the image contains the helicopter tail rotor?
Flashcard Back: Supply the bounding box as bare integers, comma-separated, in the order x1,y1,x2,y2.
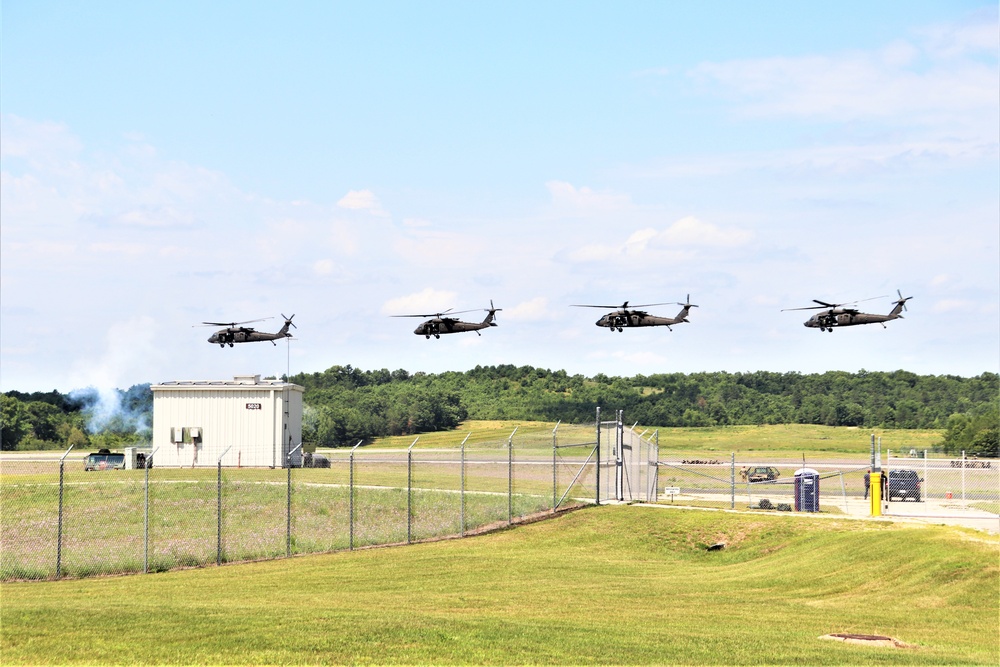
895,290,912,311
890,290,913,318
483,300,502,326
677,294,699,308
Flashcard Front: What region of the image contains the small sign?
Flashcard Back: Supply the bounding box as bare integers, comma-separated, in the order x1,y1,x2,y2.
662,486,681,502
246,403,262,410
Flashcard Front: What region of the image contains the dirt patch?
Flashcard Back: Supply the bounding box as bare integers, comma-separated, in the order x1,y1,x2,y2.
820,633,916,649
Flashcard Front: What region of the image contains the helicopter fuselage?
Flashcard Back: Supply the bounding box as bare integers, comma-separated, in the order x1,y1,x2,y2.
208,329,292,346
596,307,692,332
414,319,497,339
208,320,294,347
804,300,907,332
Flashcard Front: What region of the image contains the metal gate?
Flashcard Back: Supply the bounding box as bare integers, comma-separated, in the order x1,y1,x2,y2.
597,409,658,503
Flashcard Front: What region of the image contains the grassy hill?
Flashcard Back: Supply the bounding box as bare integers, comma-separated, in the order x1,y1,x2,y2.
2,506,996,665
364,421,943,459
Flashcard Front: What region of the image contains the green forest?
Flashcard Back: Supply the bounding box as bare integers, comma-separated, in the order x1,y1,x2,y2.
3,366,996,456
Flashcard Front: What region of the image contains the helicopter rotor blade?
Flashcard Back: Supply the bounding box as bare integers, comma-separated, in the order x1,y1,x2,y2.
784,294,889,312
196,317,273,328
391,308,479,318
782,305,834,312
627,302,675,309
281,313,297,328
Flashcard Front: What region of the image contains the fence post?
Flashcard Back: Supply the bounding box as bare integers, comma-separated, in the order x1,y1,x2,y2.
350,440,362,550
144,447,158,574
615,410,623,502
731,452,735,509
653,430,659,502
56,445,73,579
407,437,418,544
552,421,560,512
962,450,966,502
460,433,470,537
286,443,302,558
508,427,518,524
595,407,601,506
923,450,928,501
217,459,222,566
216,446,231,567
839,471,848,513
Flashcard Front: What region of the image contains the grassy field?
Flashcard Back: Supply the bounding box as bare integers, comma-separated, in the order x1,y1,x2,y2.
1,505,996,665
363,421,944,459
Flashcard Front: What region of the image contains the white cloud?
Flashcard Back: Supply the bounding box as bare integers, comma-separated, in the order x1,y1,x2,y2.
918,10,1000,58
567,243,616,263
658,216,753,247
545,181,633,215
87,242,148,257
932,299,974,313
313,259,335,275
566,216,752,265
391,229,485,264
0,115,82,166
337,189,387,216
504,297,549,321
690,13,999,143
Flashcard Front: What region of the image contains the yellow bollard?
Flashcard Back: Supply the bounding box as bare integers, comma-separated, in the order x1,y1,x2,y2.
870,471,882,516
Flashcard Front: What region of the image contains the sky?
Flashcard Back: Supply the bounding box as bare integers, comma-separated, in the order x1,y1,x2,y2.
1,1,998,394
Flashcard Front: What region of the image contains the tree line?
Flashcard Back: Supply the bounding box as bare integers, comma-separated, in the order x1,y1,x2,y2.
1,385,152,452
2,367,997,455
289,365,997,454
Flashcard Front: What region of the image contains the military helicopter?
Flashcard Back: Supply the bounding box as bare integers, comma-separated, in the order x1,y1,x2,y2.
572,296,698,332
783,291,912,332
199,314,296,347
393,301,501,339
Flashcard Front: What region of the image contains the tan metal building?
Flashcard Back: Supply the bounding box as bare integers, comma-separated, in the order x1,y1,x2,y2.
151,375,304,468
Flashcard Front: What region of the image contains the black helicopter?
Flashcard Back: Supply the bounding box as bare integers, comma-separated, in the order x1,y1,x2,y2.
200,314,296,347
783,291,912,332
393,301,501,339
572,296,698,332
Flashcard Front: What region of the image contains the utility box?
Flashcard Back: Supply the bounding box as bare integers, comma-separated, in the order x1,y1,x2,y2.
151,375,304,468
794,468,820,512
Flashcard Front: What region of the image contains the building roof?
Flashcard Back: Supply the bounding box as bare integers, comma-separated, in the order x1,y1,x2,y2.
152,374,303,391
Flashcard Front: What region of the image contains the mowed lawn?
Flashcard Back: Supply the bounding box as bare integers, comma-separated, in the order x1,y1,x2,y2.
2,506,997,665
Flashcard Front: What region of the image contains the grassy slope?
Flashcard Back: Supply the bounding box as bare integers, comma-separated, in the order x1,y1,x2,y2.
367,421,943,458
2,506,996,666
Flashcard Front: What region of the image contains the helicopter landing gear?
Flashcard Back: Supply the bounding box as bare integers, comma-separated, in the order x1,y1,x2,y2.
220,344,225,348
434,333,440,339
425,335,430,339
617,327,623,332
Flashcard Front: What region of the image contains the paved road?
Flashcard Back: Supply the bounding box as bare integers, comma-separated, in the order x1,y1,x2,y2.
649,491,1000,534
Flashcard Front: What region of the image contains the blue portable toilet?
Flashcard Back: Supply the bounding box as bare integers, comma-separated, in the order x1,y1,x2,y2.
794,468,820,512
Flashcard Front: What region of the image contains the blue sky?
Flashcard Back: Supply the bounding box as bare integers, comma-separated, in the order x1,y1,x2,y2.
2,1,998,393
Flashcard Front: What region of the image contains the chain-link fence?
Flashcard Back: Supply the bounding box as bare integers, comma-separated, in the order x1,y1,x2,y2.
1,423,602,581
883,452,999,517
654,452,999,523
10,425,993,581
